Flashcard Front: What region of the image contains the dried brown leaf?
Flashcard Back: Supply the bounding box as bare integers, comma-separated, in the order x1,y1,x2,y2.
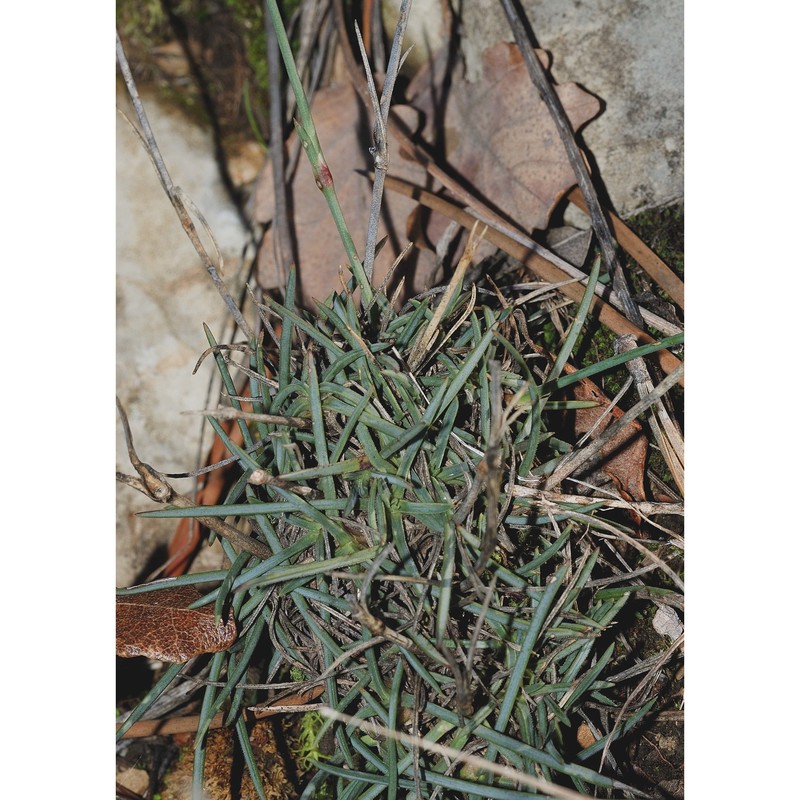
116,584,237,663
408,42,601,238
570,377,648,503
251,41,600,308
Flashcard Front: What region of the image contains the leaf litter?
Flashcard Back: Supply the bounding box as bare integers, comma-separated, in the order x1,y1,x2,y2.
251,41,600,307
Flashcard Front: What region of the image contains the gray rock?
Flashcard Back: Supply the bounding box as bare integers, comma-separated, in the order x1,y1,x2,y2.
116,85,248,586
460,0,683,218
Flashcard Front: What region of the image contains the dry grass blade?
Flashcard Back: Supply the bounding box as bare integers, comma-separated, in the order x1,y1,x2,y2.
407,221,485,371
321,708,611,800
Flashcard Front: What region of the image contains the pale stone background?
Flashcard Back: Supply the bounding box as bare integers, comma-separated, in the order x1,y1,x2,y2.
116,86,251,586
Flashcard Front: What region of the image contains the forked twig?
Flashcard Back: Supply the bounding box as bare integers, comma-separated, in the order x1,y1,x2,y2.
354,0,414,284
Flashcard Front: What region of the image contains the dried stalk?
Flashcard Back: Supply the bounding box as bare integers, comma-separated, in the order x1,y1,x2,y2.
499,0,644,329
355,0,414,284
116,32,252,340
321,707,619,800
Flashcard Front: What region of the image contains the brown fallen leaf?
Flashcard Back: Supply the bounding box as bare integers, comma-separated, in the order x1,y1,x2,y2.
117,584,237,663
251,41,601,309
407,42,602,247
523,337,648,503
567,375,648,503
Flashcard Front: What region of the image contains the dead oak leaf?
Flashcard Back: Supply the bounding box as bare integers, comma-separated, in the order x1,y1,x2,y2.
569,376,648,503
116,584,237,663
409,42,602,236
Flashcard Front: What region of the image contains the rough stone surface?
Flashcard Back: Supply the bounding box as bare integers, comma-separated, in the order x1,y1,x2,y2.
116,84,248,587
460,0,683,218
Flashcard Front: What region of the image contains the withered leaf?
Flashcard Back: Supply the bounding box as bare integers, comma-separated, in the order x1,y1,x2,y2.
250,42,601,307
116,584,237,663
408,42,602,239
570,376,647,503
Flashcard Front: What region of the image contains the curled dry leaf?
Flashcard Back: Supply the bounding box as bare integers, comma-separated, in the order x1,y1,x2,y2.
407,42,602,250
116,584,237,663
568,375,648,503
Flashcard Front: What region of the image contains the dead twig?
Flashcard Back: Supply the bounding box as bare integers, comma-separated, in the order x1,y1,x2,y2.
116,32,252,340
355,0,414,284
118,685,326,737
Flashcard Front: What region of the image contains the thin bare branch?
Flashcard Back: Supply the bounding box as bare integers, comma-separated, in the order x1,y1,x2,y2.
356,0,414,284
116,32,253,339
499,0,643,328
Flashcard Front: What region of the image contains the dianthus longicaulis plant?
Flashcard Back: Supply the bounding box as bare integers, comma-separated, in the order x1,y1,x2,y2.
117,241,667,798
116,3,680,798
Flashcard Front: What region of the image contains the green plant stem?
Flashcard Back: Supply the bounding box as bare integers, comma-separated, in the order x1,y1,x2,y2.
263,0,373,305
